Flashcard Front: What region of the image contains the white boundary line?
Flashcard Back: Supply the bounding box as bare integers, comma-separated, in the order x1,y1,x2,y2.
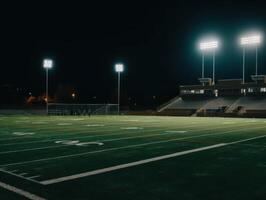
41,134,266,185
0,181,46,200
41,143,226,185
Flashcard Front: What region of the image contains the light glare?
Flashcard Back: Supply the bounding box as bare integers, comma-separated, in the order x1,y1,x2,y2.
199,41,218,50
240,35,261,45
43,59,53,69
115,64,124,72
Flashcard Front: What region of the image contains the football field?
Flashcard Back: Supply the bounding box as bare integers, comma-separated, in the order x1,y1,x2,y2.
0,115,266,199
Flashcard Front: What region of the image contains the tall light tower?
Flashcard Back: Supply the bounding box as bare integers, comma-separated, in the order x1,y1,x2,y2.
115,63,124,115
43,59,53,115
199,40,219,85
240,34,262,84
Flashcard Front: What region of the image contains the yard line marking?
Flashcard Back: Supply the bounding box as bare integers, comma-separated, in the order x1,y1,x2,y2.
222,122,236,124
57,123,72,126
1,125,264,167
228,135,266,145
41,134,266,185
0,181,46,200
245,120,257,123
32,122,48,124
18,173,28,176
55,140,104,146
85,124,105,127
71,118,85,121
165,131,187,133
12,132,35,136
9,170,19,173
121,120,140,122
15,120,31,123
121,127,143,130
0,169,41,184
27,175,41,179
41,143,227,185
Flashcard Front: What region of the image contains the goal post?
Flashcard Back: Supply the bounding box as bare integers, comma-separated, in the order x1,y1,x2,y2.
47,103,119,116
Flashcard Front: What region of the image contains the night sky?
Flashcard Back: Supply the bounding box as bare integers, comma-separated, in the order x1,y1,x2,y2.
1,1,266,108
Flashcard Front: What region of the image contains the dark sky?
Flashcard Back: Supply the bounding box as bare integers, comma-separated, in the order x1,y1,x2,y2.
1,1,266,106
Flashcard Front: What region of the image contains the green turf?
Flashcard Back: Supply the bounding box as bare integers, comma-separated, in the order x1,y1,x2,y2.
0,115,266,199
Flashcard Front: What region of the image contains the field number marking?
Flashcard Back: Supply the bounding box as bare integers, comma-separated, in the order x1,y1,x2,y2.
55,140,104,146
12,132,35,136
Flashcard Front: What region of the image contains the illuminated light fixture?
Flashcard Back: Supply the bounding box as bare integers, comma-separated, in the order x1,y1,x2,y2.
115,64,124,72
199,41,218,50
43,59,53,69
240,35,261,45
199,39,219,85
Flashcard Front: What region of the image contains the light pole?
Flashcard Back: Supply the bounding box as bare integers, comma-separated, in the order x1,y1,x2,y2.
201,52,205,79
240,34,261,84
43,59,53,115
115,63,124,115
199,40,219,85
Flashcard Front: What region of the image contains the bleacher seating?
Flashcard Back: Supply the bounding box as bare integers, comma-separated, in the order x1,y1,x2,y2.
158,96,266,117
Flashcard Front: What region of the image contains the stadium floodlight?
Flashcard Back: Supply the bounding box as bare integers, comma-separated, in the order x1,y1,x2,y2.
115,64,124,72
199,41,218,50
43,59,53,69
43,59,53,115
199,40,219,85
240,35,261,46
239,33,262,83
115,63,124,115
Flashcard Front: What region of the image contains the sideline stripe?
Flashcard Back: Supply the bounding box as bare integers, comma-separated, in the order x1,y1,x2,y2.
41,143,227,185
41,134,266,185
0,181,46,200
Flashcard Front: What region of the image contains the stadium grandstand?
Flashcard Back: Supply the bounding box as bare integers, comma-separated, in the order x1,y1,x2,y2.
158,76,266,118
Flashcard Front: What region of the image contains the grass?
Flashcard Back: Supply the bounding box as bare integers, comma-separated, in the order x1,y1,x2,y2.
0,115,266,199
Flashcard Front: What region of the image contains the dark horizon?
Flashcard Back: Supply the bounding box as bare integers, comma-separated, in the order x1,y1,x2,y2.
1,1,266,108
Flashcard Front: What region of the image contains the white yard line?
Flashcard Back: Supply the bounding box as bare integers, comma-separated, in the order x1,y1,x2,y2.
121,127,143,130
0,181,46,200
27,175,41,179
0,125,264,168
57,123,72,126
41,134,266,185
9,169,18,173
18,172,28,176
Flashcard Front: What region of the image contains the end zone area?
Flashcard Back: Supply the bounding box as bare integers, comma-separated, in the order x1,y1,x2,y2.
0,115,266,199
